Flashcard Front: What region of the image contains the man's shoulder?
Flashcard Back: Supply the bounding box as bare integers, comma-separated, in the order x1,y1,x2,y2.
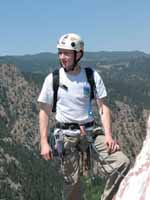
83,67,98,73
52,67,65,76
84,67,98,78
43,72,53,85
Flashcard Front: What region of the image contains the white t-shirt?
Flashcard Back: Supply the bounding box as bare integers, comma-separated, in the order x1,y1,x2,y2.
38,67,107,123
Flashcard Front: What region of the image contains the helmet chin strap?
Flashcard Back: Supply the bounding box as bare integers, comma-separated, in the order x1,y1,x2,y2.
59,51,83,72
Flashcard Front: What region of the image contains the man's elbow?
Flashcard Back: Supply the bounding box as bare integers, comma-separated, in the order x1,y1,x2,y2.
39,102,51,115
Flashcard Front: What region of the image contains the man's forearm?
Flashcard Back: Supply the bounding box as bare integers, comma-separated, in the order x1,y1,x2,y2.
99,102,112,137
39,109,49,144
101,107,112,136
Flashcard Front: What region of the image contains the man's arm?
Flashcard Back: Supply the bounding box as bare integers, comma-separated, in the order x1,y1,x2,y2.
96,97,120,153
39,102,53,160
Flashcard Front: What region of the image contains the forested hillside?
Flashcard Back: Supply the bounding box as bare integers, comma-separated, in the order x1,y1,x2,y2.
0,64,62,200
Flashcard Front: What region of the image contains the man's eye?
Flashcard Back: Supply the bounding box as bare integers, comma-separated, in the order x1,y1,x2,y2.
59,52,72,56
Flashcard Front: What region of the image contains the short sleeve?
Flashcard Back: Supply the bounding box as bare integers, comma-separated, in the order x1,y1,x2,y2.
93,70,107,99
37,73,53,105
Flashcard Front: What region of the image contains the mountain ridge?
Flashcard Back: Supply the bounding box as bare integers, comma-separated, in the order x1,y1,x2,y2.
0,51,150,72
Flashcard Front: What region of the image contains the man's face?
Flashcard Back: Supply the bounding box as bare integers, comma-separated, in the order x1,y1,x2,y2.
58,49,75,70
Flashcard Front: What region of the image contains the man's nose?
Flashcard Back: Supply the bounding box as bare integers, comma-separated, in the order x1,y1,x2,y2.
59,52,65,58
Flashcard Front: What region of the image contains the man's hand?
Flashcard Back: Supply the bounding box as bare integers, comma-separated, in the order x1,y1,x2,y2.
40,142,53,160
105,135,120,154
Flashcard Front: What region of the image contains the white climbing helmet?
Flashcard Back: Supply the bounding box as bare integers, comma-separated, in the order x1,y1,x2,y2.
57,33,84,52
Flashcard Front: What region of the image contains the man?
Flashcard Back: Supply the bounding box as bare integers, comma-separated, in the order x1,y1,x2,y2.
38,33,130,200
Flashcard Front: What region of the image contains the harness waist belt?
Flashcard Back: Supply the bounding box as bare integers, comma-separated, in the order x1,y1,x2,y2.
56,121,94,130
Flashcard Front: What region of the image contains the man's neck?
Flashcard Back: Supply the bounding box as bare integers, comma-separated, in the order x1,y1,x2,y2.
67,65,81,75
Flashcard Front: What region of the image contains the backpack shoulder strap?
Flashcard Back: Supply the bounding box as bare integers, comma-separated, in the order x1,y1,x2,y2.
52,69,59,112
85,67,96,100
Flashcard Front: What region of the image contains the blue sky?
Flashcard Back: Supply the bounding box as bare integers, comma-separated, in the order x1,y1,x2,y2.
0,0,150,55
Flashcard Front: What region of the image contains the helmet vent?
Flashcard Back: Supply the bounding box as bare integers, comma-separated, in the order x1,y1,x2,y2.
71,42,75,47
